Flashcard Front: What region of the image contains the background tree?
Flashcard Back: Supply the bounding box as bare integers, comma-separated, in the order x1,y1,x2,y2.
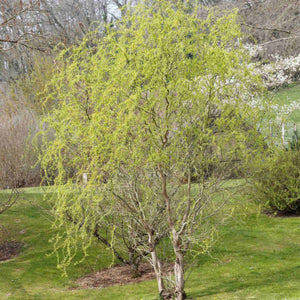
0,0,124,82
220,0,300,59
0,86,40,188
0,85,38,242
0,0,229,82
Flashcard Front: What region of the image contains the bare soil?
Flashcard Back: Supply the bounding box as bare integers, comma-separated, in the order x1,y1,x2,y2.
0,241,22,261
76,262,173,289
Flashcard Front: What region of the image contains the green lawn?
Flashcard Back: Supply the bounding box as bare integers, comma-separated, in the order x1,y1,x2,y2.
265,82,300,144
273,83,300,125
1,186,300,300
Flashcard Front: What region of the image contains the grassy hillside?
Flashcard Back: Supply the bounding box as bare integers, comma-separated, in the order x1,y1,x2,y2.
267,83,300,144
274,83,300,125
1,185,300,300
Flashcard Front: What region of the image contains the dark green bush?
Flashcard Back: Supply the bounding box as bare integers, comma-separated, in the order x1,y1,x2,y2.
250,149,300,214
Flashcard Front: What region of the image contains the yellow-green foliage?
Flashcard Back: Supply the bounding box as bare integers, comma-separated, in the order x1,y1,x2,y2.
16,55,60,114
38,1,263,272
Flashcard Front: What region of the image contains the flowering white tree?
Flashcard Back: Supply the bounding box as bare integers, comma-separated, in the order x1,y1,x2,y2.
255,54,300,89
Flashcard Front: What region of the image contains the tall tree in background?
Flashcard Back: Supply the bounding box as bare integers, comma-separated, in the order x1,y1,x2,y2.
220,0,300,59
0,0,124,81
0,0,225,81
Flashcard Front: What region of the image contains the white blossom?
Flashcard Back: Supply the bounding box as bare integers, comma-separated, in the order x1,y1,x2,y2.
247,50,300,89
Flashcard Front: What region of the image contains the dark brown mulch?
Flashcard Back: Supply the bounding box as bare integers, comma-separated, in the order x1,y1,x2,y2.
0,241,22,261
76,262,173,289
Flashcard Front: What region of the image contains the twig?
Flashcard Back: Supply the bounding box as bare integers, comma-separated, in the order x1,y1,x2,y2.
242,23,292,35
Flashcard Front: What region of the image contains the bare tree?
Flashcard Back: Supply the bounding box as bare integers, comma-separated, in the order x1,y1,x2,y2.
0,189,19,216
220,0,300,59
0,84,40,189
0,0,124,81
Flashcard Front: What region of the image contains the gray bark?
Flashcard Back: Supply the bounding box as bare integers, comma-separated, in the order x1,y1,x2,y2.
148,231,165,296
172,230,186,300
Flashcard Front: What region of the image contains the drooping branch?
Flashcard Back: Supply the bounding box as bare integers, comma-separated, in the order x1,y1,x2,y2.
0,189,19,215
93,226,128,265
64,211,128,265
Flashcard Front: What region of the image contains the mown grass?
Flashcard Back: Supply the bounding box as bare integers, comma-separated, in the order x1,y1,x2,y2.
1,185,300,300
264,82,300,144
273,83,300,125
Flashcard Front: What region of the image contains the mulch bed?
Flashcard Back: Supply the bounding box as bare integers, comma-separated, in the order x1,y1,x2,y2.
0,241,22,261
76,262,173,289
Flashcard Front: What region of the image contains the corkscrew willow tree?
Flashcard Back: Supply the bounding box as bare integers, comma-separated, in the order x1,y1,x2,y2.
38,1,265,299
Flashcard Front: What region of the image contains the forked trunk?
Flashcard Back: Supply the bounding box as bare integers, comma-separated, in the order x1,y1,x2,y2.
159,166,187,299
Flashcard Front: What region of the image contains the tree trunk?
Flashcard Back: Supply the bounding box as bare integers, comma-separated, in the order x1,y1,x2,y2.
130,262,141,278
148,231,166,297
128,251,142,278
172,230,186,300
159,166,187,299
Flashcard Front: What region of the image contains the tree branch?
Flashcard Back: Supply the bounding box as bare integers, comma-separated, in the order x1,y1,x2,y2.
0,1,40,27
259,35,300,47
242,23,292,35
